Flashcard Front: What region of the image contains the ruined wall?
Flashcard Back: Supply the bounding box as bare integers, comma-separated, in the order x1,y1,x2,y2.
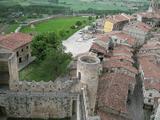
0,91,77,119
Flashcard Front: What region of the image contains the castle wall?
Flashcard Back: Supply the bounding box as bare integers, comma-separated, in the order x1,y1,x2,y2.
0,91,77,119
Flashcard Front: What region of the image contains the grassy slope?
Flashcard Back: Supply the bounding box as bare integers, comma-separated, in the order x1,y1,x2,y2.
0,0,149,11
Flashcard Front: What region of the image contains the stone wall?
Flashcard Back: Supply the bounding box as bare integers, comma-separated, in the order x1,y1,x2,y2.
10,79,77,92
0,91,77,119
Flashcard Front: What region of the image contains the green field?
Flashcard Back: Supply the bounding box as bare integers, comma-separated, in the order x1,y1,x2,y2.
21,16,90,38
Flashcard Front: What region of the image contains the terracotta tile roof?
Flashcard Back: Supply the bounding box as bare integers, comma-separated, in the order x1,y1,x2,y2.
124,22,152,32
96,31,136,47
142,41,160,50
107,13,135,24
98,111,127,120
90,42,106,54
144,81,160,91
0,33,32,51
98,73,135,113
112,32,136,46
109,55,134,63
103,59,137,74
113,45,133,57
95,31,120,43
139,56,160,80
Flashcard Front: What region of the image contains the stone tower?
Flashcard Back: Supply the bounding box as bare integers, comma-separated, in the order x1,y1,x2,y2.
148,0,159,12
77,55,101,115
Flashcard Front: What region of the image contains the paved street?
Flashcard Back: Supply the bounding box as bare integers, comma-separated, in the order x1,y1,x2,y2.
62,29,95,57
128,76,145,120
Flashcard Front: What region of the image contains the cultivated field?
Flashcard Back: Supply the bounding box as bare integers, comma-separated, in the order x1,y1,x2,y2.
21,16,90,38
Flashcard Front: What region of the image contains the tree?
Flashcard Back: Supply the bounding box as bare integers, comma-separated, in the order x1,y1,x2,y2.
75,21,82,27
35,49,72,81
59,30,66,38
31,32,60,61
88,16,93,21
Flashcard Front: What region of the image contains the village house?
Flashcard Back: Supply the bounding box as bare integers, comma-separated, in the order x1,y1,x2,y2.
96,43,137,120
97,73,136,120
0,32,32,69
137,11,160,27
123,21,152,45
104,13,135,32
139,40,160,59
138,41,160,110
139,56,160,109
90,31,136,58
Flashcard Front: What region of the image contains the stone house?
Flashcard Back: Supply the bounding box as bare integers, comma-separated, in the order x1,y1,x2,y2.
0,33,32,69
104,13,135,32
123,22,152,45
139,56,160,109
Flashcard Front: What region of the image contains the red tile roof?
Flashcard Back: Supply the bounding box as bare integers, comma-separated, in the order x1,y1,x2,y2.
107,13,135,24
113,45,133,57
109,55,134,63
139,56,160,80
103,59,137,74
113,32,136,46
142,41,160,50
124,22,152,32
95,31,136,48
144,81,160,91
96,31,120,43
0,33,32,51
90,42,106,54
98,111,128,120
98,73,135,113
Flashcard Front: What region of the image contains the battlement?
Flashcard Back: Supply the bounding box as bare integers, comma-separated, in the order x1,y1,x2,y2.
10,79,77,92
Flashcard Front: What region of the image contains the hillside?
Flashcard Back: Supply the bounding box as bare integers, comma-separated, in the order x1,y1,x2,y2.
0,0,149,11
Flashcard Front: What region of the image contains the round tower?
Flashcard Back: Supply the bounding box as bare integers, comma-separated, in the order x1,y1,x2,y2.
77,55,101,114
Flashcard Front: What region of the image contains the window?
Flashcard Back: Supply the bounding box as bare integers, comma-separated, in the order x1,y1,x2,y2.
148,99,151,103
26,46,29,49
78,72,81,80
16,51,19,57
149,93,152,97
21,49,24,52
19,57,22,63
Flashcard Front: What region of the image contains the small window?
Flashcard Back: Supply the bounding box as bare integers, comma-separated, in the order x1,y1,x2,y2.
21,49,24,52
19,57,22,63
149,93,152,97
16,51,19,57
148,99,151,102
78,72,81,80
26,46,29,49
